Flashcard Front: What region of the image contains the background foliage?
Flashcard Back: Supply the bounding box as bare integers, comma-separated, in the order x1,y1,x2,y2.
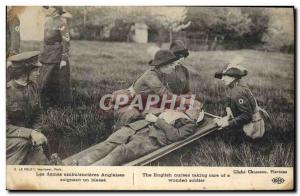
66,7,294,52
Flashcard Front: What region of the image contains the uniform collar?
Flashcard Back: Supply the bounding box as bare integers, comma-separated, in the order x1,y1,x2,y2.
225,79,239,97
228,79,240,89
12,79,29,87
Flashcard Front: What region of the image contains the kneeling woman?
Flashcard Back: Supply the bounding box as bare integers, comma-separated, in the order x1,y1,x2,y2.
214,64,265,140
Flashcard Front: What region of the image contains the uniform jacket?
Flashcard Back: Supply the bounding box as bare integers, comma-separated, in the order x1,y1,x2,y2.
164,64,190,95
132,69,172,96
126,118,196,146
40,14,70,64
6,80,40,129
152,118,196,145
6,79,48,166
226,80,256,128
132,65,190,96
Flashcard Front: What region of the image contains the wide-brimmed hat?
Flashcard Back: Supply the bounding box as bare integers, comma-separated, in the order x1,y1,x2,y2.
170,40,189,58
149,49,179,67
215,64,247,79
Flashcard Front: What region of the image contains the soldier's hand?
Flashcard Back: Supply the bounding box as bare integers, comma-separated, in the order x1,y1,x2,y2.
145,113,158,123
225,107,234,119
60,60,67,69
30,130,48,146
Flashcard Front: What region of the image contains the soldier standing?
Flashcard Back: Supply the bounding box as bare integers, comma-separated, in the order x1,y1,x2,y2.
6,6,21,57
39,6,72,108
6,51,49,165
7,6,21,82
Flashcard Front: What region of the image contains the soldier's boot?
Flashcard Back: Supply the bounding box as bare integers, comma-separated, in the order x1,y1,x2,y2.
49,153,63,165
6,137,31,165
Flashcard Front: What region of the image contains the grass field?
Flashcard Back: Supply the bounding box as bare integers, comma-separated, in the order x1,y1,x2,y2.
21,40,294,166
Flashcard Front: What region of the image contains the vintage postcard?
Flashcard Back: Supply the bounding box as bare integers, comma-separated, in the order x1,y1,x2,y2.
6,6,295,190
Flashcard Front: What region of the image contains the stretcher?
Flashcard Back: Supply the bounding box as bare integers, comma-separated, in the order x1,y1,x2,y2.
63,113,220,166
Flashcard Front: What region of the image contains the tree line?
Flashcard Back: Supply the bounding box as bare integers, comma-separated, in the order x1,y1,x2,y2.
67,7,294,53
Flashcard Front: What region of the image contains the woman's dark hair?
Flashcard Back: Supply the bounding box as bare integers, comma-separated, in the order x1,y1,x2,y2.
10,66,28,80
43,6,64,15
9,61,37,80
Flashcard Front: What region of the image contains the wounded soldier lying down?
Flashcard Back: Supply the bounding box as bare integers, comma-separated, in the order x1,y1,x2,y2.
73,101,203,166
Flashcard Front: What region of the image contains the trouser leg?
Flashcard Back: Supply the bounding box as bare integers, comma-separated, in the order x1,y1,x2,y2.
6,138,31,165
77,142,118,165
76,127,135,165
92,136,160,166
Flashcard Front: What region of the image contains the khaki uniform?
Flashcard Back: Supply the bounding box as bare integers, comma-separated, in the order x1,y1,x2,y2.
133,69,173,96
6,80,48,165
6,14,21,82
114,66,190,129
221,80,270,149
133,65,190,95
77,117,196,166
164,64,190,95
7,80,40,127
39,14,72,107
225,80,256,129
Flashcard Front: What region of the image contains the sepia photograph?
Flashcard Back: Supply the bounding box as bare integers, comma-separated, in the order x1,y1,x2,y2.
5,5,295,190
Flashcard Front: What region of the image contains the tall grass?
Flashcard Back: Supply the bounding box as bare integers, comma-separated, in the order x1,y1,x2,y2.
20,40,294,166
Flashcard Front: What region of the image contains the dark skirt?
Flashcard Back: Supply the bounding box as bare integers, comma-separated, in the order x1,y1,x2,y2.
39,61,72,108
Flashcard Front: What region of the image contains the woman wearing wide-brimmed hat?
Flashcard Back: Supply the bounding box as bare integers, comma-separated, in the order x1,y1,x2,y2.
132,49,181,96
39,6,72,108
214,64,267,141
112,49,192,130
